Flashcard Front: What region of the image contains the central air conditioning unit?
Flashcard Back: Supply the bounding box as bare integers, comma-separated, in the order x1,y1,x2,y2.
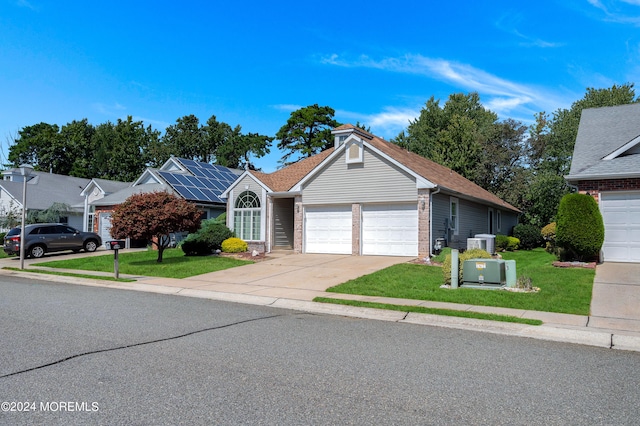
474,234,496,255
467,238,487,251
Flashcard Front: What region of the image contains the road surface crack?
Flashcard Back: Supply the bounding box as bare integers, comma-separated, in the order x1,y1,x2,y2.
0,314,282,379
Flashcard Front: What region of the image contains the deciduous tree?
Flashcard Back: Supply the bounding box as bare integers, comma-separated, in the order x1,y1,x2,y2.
109,191,202,262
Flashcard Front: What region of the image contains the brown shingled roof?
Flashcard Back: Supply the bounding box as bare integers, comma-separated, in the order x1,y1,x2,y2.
249,124,519,212
248,148,335,192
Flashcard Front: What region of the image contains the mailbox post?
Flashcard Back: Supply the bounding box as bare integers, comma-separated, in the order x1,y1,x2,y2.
107,240,126,279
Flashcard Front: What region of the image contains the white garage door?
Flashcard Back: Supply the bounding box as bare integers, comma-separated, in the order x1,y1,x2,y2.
362,204,418,256
304,206,352,254
601,192,640,262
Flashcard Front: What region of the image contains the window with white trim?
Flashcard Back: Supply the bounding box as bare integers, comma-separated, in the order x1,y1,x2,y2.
234,191,261,240
450,197,459,235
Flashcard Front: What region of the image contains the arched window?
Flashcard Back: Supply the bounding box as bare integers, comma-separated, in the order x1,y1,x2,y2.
234,191,261,240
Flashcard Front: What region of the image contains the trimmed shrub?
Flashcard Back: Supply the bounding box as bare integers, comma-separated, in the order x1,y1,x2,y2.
181,239,211,256
181,219,235,256
496,235,520,251
221,237,248,253
541,222,557,254
214,212,227,223
513,224,543,250
556,193,604,261
442,248,492,285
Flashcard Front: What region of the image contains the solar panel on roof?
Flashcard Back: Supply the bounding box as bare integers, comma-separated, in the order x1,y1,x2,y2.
158,160,237,204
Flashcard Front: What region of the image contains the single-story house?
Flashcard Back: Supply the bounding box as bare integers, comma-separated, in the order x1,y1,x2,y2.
566,103,640,263
0,169,90,231
87,157,242,244
223,124,520,257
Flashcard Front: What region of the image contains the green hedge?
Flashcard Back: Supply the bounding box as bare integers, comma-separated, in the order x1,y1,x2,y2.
513,224,543,250
181,219,235,256
556,194,604,261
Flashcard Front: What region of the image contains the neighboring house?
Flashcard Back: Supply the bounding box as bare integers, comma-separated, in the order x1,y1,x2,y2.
0,169,90,231
80,178,131,239
565,103,640,263
88,157,242,244
223,124,520,257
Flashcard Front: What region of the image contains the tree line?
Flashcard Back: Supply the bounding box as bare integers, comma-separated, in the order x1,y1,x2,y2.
5,85,639,228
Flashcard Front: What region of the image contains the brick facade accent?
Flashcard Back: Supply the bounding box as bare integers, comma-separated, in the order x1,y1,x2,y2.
293,195,303,253
576,178,640,203
417,189,430,258
352,203,361,255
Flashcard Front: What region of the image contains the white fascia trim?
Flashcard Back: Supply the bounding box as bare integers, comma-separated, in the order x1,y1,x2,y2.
362,141,437,189
132,169,162,186
220,170,273,198
290,143,348,192
602,134,640,160
269,191,301,198
566,171,640,181
159,156,188,173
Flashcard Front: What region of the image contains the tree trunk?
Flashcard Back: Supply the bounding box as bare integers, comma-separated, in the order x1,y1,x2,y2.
157,245,164,263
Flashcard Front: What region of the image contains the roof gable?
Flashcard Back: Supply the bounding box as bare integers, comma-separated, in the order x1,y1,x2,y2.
568,103,640,180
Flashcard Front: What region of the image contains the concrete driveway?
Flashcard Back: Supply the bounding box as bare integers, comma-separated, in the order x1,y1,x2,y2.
589,262,640,333
171,253,414,301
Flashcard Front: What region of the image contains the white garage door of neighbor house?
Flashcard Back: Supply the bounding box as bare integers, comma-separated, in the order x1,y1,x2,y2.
362,204,418,256
601,191,640,263
99,213,113,248
304,206,352,254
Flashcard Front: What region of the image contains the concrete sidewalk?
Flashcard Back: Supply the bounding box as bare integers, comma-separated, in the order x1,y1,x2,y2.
2,250,640,352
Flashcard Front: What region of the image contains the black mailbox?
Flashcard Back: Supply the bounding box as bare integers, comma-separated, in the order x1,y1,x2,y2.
108,240,126,250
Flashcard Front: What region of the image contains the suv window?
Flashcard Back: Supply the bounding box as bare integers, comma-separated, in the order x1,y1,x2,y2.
6,228,21,236
59,226,78,234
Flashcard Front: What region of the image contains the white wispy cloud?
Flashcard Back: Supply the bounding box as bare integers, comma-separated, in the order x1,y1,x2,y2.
16,0,38,11
93,102,126,115
321,53,565,118
272,104,304,112
586,0,640,25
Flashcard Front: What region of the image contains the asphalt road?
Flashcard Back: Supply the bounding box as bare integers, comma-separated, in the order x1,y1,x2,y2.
1,276,639,425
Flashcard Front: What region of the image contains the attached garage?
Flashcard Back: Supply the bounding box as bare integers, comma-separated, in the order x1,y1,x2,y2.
600,192,640,263
304,206,352,254
362,204,418,256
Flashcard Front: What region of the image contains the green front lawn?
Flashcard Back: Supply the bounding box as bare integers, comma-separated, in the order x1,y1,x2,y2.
324,248,594,315
32,248,252,279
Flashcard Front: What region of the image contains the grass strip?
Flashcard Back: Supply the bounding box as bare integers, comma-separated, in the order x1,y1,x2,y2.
3,267,136,282
33,248,252,279
314,297,543,326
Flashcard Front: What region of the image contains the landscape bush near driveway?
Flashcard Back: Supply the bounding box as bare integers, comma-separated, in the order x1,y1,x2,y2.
326,249,594,315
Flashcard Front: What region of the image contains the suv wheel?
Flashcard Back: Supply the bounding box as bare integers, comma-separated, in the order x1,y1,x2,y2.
84,240,98,252
29,245,45,259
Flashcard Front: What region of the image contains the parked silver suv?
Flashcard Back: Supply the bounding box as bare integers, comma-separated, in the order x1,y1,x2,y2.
3,223,102,258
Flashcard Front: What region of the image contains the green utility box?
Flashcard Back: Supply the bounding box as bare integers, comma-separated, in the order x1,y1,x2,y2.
463,259,506,287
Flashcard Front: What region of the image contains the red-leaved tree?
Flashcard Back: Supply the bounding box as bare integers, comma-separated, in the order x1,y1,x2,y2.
110,191,202,263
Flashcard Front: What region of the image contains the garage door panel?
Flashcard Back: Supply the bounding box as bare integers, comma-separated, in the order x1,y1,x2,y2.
601,191,640,263
362,204,418,256
305,206,352,254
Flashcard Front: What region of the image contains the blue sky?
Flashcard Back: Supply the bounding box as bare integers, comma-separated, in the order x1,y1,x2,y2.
1,0,639,172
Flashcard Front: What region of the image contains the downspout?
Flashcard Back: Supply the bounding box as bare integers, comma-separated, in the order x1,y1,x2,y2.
429,186,441,256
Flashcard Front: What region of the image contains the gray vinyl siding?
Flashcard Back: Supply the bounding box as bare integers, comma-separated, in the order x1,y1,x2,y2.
233,175,265,201
431,193,451,243
431,193,520,250
272,198,294,248
302,147,417,205
500,211,519,235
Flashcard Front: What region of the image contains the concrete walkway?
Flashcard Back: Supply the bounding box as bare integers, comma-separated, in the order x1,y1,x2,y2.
2,250,640,351
589,262,640,333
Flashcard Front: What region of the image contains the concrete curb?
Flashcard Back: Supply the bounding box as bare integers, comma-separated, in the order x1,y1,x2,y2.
4,268,640,352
